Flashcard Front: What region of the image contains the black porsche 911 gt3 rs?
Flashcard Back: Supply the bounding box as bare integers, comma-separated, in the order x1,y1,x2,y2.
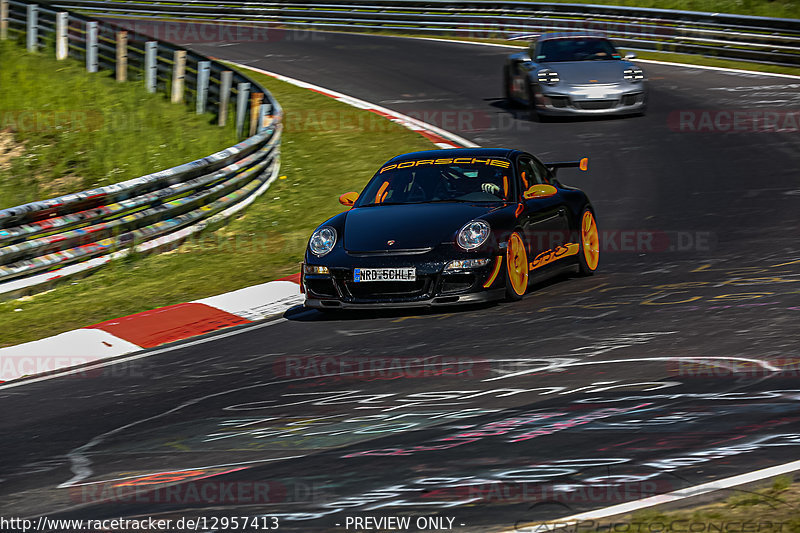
301,148,599,309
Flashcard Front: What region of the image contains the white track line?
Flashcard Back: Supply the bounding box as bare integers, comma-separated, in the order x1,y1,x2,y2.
505,458,800,532
482,355,780,382
227,62,479,148
634,58,800,79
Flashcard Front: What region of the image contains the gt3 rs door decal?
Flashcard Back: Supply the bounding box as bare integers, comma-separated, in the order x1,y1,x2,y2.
529,243,580,271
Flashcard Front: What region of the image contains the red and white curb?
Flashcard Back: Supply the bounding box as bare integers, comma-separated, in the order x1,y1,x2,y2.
0,65,475,384
0,275,303,383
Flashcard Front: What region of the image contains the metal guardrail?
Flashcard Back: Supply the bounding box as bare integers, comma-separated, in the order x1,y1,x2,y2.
0,0,283,299
37,0,800,67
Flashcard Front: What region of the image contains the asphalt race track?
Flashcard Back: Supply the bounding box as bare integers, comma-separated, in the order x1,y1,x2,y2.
1,31,800,532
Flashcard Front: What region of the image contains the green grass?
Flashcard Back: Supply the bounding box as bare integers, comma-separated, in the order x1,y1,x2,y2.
620,476,800,533
65,0,800,20
496,0,800,19
0,39,239,209
0,65,433,347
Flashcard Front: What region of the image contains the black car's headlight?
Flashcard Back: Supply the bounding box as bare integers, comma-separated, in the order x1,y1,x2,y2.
537,69,560,85
309,226,337,256
457,220,490,250
623,67,645,81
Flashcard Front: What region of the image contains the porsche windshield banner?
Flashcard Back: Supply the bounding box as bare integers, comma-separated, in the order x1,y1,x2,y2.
379,157,511,174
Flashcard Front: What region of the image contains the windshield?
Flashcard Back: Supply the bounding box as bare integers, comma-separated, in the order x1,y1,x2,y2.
356,157,514,207
537,37,621,62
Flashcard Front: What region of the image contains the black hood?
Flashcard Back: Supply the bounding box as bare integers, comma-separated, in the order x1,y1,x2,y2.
343,203,498,252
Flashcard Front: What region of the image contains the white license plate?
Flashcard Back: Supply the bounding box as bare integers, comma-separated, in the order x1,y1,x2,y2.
354,268,416,282
584,88,606,99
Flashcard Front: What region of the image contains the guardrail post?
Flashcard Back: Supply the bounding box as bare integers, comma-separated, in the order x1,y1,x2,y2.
55,12,68,59
171,50,186,103
218,70,232,127
86,21,98,72
144,41,157,93
196,60,210,114
26,4,37,52
257,103,268,133
1,0,9,41
235,82,250,138
249,92,263,136
116,31,127,82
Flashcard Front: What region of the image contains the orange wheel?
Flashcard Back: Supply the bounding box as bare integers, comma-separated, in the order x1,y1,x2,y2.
579,209,600,274
505,232,528,300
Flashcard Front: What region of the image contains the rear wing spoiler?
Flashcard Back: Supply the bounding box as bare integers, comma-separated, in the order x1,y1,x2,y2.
546,157,589,177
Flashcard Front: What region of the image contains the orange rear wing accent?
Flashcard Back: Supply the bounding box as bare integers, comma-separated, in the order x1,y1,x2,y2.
546,157,589,176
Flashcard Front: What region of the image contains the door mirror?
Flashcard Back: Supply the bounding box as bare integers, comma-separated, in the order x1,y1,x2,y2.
339,192,358,207
339,191,359,206
523,184,558,200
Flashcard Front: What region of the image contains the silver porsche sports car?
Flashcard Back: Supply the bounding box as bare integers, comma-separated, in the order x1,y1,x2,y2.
504,32,647,119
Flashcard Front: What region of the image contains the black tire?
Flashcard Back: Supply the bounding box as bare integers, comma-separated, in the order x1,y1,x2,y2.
503,65,513,103
505,272,524,301
526,83,546,122
577,207,600,276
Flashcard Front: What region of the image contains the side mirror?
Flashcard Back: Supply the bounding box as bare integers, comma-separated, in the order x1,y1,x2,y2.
523,184,558,200
339,192,359,206
625,52,637,60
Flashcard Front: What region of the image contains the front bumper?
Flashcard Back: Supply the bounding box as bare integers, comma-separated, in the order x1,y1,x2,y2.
305,289,505,309
302,254,505,309
537,85,646,116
